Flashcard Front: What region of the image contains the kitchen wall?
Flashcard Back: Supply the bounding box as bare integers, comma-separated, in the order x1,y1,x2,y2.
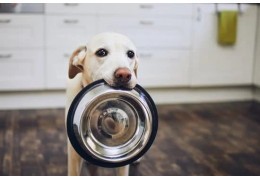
0,3,259,109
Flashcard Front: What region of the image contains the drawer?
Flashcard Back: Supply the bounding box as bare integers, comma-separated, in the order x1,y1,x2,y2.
97,4,193,17
46,15,97,48
98,17,192,49
46,49,72,89
0,50,44,90
0,15,44,48
45,3,97,14
138,49,190,87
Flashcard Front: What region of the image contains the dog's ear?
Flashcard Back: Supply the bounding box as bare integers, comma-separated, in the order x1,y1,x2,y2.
68,46,87,79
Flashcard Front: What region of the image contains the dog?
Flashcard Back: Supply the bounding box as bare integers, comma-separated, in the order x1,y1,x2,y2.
65,32,139,176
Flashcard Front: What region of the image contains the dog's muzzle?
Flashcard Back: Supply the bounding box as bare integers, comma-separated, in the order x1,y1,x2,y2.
67,79,158,168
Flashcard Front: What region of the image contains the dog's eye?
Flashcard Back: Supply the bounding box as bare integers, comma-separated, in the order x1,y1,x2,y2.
95,48,108,57
127,50,135,59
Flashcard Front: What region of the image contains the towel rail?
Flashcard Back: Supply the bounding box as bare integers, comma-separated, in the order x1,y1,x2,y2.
215,3,242,15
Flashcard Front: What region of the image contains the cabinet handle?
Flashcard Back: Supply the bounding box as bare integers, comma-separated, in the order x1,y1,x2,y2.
139,4,154,9
139,53,153,58
0,54,12,59
139,20,154,26
64,53,70,58
64,19,79,24
196,7,201,22
64,3,79,6
0,19,11,24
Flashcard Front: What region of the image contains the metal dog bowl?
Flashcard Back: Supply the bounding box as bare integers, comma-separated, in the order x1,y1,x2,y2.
67,79,158,168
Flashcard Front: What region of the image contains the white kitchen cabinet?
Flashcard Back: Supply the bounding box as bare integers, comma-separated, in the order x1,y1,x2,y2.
45,49,72,89
0,50,44,90
0,14,44,48
191,4,257,86
0,14,45,91
98,16,192,49
138,49,190,87
45,15,97,49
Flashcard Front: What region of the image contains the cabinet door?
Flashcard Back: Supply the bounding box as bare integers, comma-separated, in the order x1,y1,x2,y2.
0,15,44,48
45,49,71,89
46,15,97,48
98,16,192,49
0,50,44,90
138,50,190,87
191,4,257,86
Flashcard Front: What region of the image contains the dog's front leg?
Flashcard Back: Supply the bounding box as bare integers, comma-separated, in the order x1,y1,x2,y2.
116,165,129,176
68,140,99,176
68,142,82,176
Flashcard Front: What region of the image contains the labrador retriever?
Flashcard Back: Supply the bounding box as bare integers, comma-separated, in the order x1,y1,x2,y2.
66,32,139,176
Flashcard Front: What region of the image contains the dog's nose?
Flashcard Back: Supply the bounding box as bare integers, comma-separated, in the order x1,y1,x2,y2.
114,68,132,84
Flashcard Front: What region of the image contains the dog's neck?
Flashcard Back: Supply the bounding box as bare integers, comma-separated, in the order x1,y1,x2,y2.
81,78,91,88
81,72,95,88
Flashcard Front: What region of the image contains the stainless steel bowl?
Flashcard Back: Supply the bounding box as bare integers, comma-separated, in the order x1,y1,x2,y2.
67,79,158,168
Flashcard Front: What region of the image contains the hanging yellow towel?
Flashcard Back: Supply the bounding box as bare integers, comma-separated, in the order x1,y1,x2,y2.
218,11,238,45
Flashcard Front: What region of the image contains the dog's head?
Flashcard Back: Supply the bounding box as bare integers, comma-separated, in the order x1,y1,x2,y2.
68,32,138,89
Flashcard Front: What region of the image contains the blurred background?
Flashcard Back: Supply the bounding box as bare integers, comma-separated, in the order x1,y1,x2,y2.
0,3,259,175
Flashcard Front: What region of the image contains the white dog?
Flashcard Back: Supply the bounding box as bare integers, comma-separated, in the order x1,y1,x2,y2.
66,32,139,176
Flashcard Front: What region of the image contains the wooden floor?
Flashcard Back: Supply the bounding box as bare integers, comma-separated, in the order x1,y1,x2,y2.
0,101,259,176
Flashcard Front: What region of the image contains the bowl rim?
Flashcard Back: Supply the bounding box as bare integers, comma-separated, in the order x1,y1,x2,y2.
67,79,158,168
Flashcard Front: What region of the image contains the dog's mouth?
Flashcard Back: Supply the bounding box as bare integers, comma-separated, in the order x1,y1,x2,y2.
104,79,136,90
